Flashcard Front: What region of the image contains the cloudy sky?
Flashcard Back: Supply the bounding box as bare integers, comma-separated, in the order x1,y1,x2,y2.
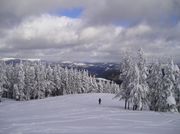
0,0,180,62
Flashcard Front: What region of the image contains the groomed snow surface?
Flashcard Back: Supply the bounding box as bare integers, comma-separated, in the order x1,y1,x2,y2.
0,93,180,134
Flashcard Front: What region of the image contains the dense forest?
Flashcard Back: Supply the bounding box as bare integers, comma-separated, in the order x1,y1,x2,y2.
0,61,119,101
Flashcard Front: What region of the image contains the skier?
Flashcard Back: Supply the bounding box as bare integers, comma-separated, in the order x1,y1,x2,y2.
98,98,101,104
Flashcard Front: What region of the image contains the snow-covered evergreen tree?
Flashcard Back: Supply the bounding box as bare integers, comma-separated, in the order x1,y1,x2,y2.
97,79,104,93
163,60,177,112
13,84,19,100
63,67,70,94
15,62,25,100
5,64,14,98
135,49,149,110
169,60,180,112
76,70,84,93
88,75,98,93
24,62,36,100
173,64,180,112
111,81,120,94
81,70,89,93
174,78,180,112
129,64,143,110
0,61,7,102
46,64,55,97
115,55,134,109
147,61,177,112
147,62,163,111
34,62,47,99
53,64,62,95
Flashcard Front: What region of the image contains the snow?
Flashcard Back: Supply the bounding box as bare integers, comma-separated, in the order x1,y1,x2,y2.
26,58,41,61
0,58,41,61
73,63,87,66
61,61,73,64
0,58,16,61
0,93,180,134
167,93,176,105
96,78,110,82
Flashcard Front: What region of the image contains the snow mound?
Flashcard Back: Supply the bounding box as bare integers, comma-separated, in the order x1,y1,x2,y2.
0,93,180,134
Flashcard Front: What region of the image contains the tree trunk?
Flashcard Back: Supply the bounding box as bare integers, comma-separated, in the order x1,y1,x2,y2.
141,103,143,111
128,101,130,109
125,99,127,109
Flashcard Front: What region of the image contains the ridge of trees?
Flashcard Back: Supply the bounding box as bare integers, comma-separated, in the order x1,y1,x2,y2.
0,61,119,102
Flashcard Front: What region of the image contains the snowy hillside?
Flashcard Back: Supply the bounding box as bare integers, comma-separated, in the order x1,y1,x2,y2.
0,93,180,134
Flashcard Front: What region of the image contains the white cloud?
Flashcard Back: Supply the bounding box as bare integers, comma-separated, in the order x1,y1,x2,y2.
125,24,152,38
9,15,80,46
0,14,179,62
0,0,180,62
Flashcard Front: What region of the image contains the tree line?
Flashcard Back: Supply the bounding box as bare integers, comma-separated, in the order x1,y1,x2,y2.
0,61,120,101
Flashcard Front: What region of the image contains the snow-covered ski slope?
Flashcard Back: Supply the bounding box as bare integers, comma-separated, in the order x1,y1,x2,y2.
0,93,180,134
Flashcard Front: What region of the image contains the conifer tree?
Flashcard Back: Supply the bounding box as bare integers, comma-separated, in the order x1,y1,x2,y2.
0,61,7,102
115,55,134,109
24,63,36,100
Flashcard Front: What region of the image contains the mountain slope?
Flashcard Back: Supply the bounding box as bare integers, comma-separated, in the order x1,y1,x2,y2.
0,93,180,134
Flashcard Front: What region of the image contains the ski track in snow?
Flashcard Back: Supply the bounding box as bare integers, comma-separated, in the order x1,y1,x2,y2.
0,93,180,134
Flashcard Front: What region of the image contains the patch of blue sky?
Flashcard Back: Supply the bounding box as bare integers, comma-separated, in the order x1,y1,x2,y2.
170,15,179,25
156,14,180,27
51,7,83,18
